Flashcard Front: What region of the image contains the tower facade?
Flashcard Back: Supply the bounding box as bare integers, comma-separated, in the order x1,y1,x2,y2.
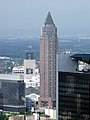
39,12,58,107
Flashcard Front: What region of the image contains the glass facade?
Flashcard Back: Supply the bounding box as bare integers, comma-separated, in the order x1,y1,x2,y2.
0,80,25,112
58,71,90,120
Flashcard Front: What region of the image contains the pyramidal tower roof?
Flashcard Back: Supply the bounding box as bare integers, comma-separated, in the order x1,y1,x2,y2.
44,12,54,25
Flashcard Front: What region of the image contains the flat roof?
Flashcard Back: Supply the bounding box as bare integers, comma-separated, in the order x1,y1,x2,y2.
0,74,24,81
71,54,90,64
0,56,10,60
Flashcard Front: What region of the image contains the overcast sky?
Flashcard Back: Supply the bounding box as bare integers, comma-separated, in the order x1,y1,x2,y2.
0,0,90,36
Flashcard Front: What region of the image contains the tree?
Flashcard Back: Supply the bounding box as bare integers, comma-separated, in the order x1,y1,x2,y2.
0,112,8,120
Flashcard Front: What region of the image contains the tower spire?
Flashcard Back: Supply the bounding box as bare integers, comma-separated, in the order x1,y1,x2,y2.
44,12,54,25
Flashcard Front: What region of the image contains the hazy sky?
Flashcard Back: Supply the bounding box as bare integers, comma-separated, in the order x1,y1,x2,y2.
0,0,90,36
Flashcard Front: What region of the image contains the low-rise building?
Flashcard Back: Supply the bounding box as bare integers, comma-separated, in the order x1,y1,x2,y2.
45,108,56,120
0,56,12,74
40,115,50,120
24,59,40,88
9,115,25,120
26,97,36,112
24,59,36,80
12,66,24,74
0,74,26,112
28,93,40,102
9,114,39,120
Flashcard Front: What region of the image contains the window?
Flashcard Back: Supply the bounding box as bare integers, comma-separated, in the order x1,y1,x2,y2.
0,82,2,89
26,68,33,74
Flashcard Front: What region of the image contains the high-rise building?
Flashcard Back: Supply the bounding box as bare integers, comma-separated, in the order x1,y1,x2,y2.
39,12,58,107
56,53,90,120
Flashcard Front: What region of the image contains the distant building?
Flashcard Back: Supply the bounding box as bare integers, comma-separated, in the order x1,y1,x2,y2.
0,56,12,74
24,59,40,88
26,93,39,112
9,115,25,120
12,60,40,88
56,53,90,120
26,93,40,102
25,80,40,88
25,87,40,97
0,74,25,112
26,97,36,112
45,108,56,120
24,59,36,80
39,12,58,107
40,115,50,120
9,114,39,120
12,66,24,74
26,51,33,60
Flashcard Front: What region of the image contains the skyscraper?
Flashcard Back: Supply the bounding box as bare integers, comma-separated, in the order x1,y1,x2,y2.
56,53,90,120
39,12,58,107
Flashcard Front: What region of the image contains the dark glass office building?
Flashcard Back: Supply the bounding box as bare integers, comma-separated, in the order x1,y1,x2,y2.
57,53,90,120
58,71,90,120
0,74,26,112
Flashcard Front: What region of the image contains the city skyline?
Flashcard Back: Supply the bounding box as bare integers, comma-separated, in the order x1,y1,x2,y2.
0,0,90,36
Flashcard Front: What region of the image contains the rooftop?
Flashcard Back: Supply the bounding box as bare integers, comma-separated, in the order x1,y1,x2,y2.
0,74,24,81
71,54,90,64
13,66,24,70
0,56,10,60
